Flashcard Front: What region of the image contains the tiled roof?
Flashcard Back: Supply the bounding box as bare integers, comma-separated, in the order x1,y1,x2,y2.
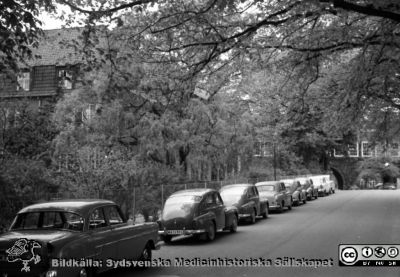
26,27,84,66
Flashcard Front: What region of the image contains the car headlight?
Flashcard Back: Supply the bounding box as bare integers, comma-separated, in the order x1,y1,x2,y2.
46,270,57,277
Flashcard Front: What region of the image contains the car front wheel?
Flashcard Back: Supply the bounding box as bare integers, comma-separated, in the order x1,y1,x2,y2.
139,243,152,262
205,222,216,241
230,216,238,233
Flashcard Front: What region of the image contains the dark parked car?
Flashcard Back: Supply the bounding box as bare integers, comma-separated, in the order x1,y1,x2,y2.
375,183,397,190
0,199,160,277
281,179,307,205
255,181,292,212
158,189,238,243
295,177,318,200
219,184,269,224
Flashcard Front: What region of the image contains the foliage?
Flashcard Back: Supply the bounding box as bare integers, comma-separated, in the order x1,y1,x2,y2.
0,156,57,227
356,157,400,186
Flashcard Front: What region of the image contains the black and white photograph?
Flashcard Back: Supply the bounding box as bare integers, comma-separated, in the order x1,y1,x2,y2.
0,1,400,276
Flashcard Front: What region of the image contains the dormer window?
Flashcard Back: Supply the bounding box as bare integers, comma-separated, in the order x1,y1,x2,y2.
17,72,30,91
58,67,74,89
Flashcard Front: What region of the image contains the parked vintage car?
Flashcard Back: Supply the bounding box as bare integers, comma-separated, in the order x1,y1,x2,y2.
0,199,160,277
310,175,335,196
281,179,307,206
158,189,238,243
295,177,318,200
219,184,269,223
255,181,292,212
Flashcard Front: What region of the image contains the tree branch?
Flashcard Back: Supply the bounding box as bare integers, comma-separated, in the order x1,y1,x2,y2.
320,0,400,23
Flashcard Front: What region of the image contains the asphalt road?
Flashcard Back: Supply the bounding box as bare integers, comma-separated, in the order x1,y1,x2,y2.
109,190,400,277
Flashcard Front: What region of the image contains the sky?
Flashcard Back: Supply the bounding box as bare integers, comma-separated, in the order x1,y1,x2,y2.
38,13,64,30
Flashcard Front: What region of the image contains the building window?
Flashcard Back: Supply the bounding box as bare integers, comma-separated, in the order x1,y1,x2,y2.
254,140,273,157
254,141,262,157
17,72,30,91
333,148,344,157
348,143,359,157
361,141,373,157
263,143,273,157
82,104,95,122
58,68,73,89
390,143,399,157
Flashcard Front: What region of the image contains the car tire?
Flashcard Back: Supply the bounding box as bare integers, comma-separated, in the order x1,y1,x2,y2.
205,222,216,241
139,243,152,265
262,206,269,219
230,216,238,233
249,209,256,224
288,199,292,210
278,202,284,213
162,235,172,244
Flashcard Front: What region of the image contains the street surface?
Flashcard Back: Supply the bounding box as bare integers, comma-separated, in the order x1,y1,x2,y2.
105,190,400,277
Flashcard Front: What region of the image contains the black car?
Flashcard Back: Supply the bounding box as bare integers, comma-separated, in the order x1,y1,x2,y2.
219,184,269,223
158,189,238,243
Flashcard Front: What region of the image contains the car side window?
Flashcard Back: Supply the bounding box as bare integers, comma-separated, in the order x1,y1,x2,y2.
204,194,214,205
42,212,63,228
254,187,259,196
215,193,223,205
89,208,107,230
247,187,255,197
105,206,124,225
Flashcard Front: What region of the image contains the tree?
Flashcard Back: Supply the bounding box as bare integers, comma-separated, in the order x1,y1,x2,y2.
0,0,55,73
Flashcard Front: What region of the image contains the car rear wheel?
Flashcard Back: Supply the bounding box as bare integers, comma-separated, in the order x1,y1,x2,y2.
262,205,269,219
278,202,284,213
287,198,292,210
249,209,256,223
205,222,216,241
230,216,238,233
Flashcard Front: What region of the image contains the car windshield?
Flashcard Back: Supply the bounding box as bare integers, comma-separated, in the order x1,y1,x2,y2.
284,183,294,191
219,187,247,206
162,195,201,220
10,211,84,231
256,185,276,192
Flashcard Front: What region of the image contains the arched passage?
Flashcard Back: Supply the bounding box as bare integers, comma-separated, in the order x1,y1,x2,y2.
330,167,345,190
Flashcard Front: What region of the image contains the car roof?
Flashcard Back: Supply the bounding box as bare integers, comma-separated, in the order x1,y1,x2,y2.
280,179,295,183
18,199,116,215
170,188,215,197
220,183,253,190
255,181,281,186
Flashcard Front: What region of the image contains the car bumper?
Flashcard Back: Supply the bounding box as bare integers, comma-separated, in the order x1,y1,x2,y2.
159,229,206,236
268,204,281,210
238,213,253,219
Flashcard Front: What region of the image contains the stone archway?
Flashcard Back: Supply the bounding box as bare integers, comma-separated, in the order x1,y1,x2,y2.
330,167,345,190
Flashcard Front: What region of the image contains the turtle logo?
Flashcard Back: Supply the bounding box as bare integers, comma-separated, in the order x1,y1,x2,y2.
6,238,42,272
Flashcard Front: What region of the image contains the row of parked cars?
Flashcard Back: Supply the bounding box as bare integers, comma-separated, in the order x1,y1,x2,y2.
158,175,335,243
0,175,335,277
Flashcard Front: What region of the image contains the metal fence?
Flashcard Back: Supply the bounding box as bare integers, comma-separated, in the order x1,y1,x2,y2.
44,175,318,222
